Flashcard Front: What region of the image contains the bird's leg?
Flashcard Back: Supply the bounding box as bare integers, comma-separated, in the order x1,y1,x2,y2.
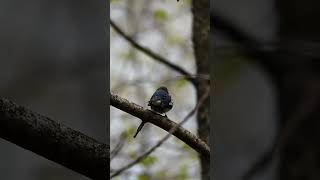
133,122,145,138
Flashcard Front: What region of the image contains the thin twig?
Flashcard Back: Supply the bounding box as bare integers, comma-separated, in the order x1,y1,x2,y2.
110,136,125,161
110,19,196,85
110,86,210,178
111,74,210,92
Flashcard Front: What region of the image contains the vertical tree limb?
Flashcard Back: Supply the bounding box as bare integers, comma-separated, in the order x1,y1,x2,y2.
192,0,210,180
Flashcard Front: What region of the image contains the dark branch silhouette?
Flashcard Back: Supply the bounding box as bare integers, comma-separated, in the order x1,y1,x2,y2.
212,12,320,180
0,98,109,180
211,12,283,77
110,19,196,85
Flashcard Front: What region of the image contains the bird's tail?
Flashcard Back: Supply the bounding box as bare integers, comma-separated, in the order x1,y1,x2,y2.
133,122,145,138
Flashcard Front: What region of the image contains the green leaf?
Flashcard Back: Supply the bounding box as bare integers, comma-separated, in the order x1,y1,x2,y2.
122,127,137,142
186,0,192,4
175,78,187,90
138,174,150,180
110,0,119,4
140,156,158,167
153,10,168,22
167,36,183,45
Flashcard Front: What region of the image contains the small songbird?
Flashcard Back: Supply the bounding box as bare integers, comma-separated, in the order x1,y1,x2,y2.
148,86,173,116
133,86,173,138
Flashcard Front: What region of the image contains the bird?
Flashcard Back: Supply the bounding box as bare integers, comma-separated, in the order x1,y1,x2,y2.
133,86,173,138
148,86,173,116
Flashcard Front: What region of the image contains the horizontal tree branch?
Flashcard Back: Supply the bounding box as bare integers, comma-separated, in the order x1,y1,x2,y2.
110,87,210,178
110,92,210,157
0,98,109,180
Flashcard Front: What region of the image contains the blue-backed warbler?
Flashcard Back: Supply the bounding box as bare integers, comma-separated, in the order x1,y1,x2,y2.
133,86,173,138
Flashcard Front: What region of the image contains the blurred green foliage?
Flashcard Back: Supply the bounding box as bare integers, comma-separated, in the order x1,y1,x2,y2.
138,173,150,180
177,164,188,180
122,127,137,143
175,78,188,90
153,9,168,22
110,0,119,4
140,156,158,167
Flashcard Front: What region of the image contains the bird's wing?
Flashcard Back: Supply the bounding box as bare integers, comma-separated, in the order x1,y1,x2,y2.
149,94,161,105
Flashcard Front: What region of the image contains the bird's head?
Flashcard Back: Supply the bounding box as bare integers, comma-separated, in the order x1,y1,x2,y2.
157,86,168,93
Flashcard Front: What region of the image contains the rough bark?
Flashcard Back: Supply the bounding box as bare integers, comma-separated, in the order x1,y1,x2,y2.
0,98,109,180
192,0,210,179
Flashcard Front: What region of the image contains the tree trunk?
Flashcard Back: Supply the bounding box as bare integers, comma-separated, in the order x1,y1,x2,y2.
192,0,210,179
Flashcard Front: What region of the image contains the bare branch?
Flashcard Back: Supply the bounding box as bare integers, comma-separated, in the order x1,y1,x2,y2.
211,12,282,76
110,87,210,178
110,92,210,156
0,98,109,180
110,19,196,85
110,135,125,161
